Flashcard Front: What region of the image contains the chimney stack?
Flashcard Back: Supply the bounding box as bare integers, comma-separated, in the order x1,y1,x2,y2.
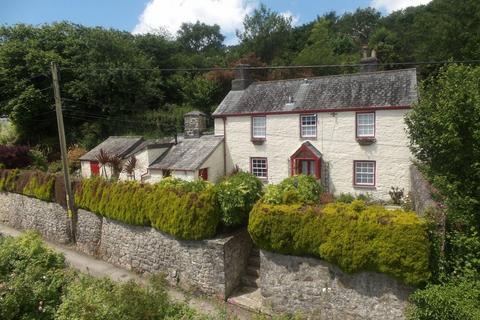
231,64,253,91
184,110,206,139
359,46,378,73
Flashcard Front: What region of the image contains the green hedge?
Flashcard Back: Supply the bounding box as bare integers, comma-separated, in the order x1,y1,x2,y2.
408,280,480,320
75,178,220,240
0,169,55,201
248,200,431,285
263,174,323,205
215,172,264,227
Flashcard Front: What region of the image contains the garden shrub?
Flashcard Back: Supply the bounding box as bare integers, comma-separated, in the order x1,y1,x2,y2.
248,200,431,285
216,172,263,227
0,169,55,201
0,145,31,168
408,280,480,320
75,178,221,240
263,175,323,205
0,232,73,320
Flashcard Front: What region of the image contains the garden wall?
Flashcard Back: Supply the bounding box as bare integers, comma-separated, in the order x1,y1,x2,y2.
0,192,252,299
260,250,413,320
410,165,437,215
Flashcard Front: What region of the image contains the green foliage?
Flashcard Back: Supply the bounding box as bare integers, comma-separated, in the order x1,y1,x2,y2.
0,169,55,201
0,231,72,320
408,280,480,320
263,175,323,205
248,200,431,285
216,172,264,227
0,120,17,145
28,147,48,171
75,178,221,240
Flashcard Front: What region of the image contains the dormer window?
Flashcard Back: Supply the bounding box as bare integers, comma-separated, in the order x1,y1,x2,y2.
252,116,266,140
300,114,317,138
356,112,375,138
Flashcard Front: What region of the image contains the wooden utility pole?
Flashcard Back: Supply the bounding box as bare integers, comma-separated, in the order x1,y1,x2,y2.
51,61,76,242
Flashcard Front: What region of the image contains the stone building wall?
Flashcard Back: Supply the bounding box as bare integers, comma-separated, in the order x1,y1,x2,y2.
410,165,437,215
260,250,412,320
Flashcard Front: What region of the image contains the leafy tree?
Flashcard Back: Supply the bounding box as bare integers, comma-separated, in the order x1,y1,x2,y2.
177,21,225,54
406,64,480,280
236,4,293,64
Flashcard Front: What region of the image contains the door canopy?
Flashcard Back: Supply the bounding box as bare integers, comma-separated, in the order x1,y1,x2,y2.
290,142,322,179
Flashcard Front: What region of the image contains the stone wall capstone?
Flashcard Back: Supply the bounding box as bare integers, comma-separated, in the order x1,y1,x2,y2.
260,250,413,320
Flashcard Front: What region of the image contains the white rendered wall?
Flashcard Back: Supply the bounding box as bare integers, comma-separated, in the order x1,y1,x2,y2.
219,110,412,200
214,118,225,136
198,143,225,183
118,148,168,182
80,161,91,178
172,170,196,181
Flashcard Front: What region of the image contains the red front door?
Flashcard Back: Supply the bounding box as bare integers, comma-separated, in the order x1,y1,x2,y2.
198,168,208,181
90,161,100,176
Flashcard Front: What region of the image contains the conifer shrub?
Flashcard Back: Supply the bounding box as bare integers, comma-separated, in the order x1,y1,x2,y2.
263,175,323,205
0,169,55,201
75,178,221,240
215,172,264,227
248,200,431,285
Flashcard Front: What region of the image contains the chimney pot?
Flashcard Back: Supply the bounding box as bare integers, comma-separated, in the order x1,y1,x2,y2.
359,46,378,73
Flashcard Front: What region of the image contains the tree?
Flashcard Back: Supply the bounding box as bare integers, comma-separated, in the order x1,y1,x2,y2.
294,20,336,67
236,4,293,64
177,21,225,53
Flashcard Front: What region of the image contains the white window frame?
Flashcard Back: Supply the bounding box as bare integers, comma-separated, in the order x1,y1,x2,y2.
300,114,317,138
252,116,266,139
251,157,268,179
354,161,376,186
356,112,375,138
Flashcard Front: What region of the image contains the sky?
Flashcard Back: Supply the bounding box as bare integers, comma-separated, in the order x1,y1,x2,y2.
1,0,432,43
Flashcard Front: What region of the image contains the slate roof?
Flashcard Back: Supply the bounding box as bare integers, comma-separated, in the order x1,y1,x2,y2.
149,135,224,171
124,137,174,158
213,69,418,116
79,136,144,161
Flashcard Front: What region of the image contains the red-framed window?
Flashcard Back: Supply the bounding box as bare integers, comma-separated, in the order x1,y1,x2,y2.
300,114,317,138
250,157,268,179
353,160,376,186
90,161,100,176
356,112,375,138
198,168,208,181
251,116,266,139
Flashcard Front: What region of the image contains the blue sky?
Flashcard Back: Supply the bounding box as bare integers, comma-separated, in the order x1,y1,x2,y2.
1,0,430,42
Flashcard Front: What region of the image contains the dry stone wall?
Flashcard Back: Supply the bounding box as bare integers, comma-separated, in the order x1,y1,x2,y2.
0,192,71,243
410,165,437,215
0,192,251,299
260,250,413,320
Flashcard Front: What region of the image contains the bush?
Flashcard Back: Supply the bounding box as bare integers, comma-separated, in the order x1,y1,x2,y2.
0,169,55,201
0,145,31,168
263,175,323,205
248,200,431,285
216,172,263,227
47,160,63,173
29,147,48,171
75,178,221,240
0,232,73,320
408,280,480,320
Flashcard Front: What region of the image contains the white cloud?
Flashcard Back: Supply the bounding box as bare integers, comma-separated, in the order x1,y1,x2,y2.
371,0,432,12
132,0,255,36
280,11,299,26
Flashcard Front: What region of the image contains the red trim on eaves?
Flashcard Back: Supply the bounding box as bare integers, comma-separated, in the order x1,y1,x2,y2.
213,105,411,118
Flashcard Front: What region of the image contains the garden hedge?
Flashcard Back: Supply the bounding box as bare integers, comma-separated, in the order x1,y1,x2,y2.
248,200,431,285
0,169,55,201
75,178,221,240
263,174,323,205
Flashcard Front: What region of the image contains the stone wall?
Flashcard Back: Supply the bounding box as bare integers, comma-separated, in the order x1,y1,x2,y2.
0,192,251,299
0,192,71,243
410,165,436,215
260,250,412,320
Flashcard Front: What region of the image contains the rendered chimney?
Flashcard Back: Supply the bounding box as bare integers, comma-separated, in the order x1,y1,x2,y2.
359,47,378,73
231,64,253,91
184,110,207,139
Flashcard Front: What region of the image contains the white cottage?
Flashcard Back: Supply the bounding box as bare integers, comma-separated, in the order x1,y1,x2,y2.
212,58,418,200
79,111,225,183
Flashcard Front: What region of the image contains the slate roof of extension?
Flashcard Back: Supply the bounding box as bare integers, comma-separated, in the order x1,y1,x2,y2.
213,68,418,116
79,136,144,161
150,135,224,171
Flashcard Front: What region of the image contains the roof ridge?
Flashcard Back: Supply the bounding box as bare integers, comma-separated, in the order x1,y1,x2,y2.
250,68,417,86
